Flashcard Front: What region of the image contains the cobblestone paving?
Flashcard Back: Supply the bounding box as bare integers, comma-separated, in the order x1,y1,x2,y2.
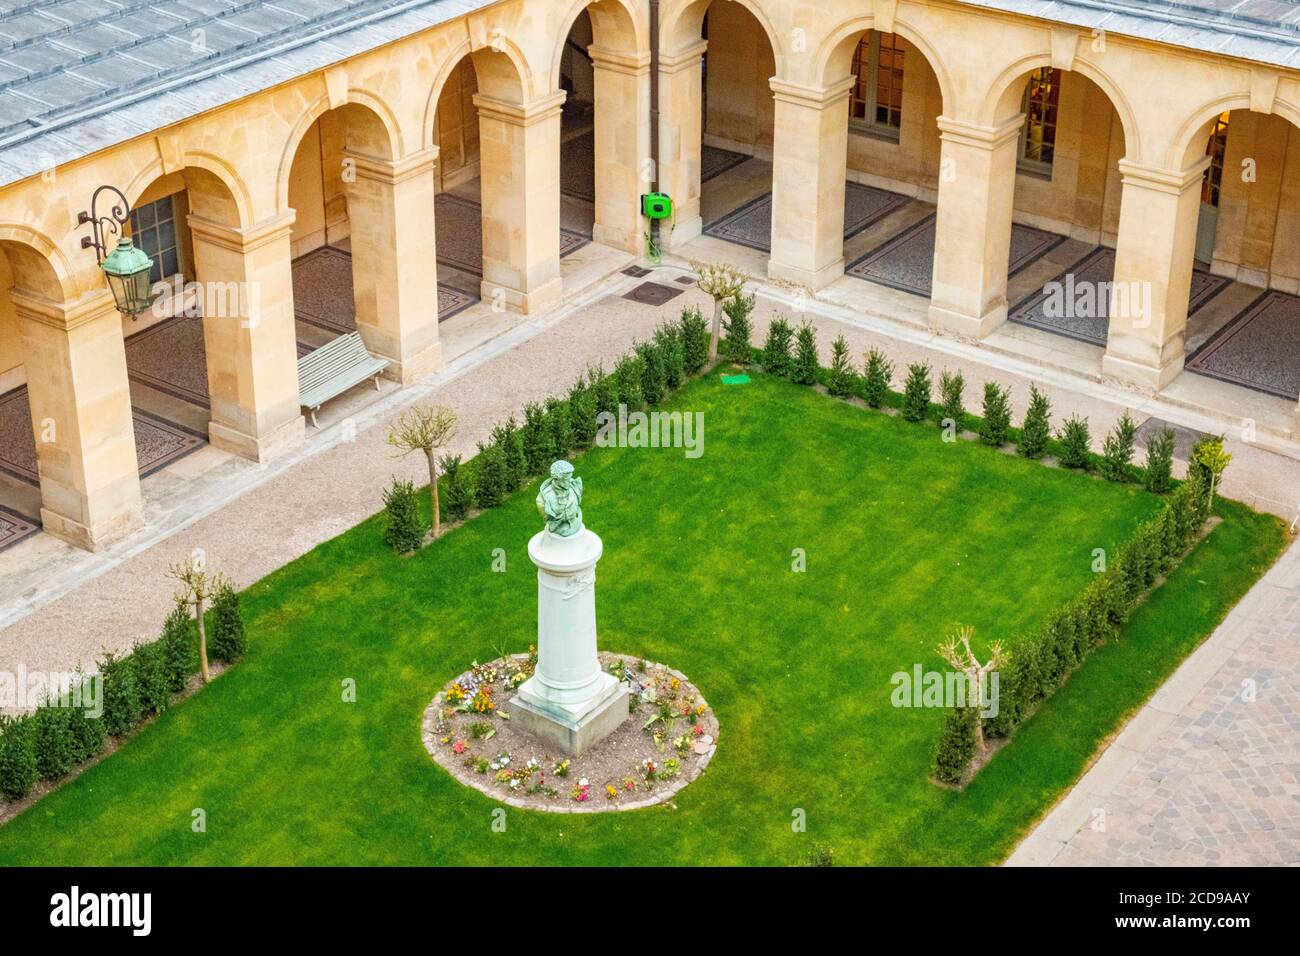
1012,539,1300,866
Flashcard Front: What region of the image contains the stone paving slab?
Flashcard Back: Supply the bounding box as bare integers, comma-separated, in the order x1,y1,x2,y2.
1007,535,1300,867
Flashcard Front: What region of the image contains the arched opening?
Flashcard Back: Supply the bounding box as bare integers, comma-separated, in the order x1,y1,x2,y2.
1173,108,1300,406
430,44,581,315
978,67,1137,351
0,236,144,550
113,165,248,457
0,240,69,546
553,0,647,257
823,27,954,297
558,9,598,237
689,0,778,268
286,101,420,341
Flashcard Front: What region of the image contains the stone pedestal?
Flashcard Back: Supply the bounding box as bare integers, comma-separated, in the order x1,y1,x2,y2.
511,526,628,755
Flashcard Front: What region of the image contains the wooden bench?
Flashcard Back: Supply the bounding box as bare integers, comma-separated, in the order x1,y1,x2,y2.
297,332,389,427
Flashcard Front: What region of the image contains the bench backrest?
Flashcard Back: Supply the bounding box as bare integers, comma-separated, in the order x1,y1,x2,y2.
298,332,375,394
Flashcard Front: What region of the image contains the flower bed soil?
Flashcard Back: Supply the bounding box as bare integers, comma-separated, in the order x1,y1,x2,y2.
422,652,719,812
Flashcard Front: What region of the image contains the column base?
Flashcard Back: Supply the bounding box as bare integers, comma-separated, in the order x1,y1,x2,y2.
592,222,643,256
40,504,142,552
379,340,443,386
208,414,305,464
1101,350,1183,392
510,674,628,756
661,215,702,252
481,277,563,317
768,257,844,293
928,302,1007,340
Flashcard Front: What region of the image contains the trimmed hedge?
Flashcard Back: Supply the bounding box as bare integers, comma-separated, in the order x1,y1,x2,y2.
982,470,1213,741
0,587,218,803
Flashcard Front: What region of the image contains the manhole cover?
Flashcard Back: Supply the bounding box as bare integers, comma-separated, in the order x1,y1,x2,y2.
623,281,685,306
1135,417,1211,461
621,265,652,278
674,275,696,285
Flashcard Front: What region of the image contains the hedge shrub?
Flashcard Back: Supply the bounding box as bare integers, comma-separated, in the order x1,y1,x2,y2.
981,471,1211,742
0,715,37,801
902,363,933,423
381,477,426,554
932,706,979,786
210,579,246,664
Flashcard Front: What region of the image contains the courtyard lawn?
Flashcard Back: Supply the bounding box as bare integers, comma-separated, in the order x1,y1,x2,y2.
0,372,1284,865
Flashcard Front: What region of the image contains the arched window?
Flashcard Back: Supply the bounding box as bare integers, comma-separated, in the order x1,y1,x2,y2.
1018,67,1060,178
849,32,904,142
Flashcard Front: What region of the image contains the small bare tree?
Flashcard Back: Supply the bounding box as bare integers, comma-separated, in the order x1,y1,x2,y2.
937,625,1005,752
691,260,749,363
168,557,227,684
387,404,458,538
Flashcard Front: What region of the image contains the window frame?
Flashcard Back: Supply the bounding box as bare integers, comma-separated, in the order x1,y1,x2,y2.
1017,67,1061,180
128,193,183,286
848,32,904,144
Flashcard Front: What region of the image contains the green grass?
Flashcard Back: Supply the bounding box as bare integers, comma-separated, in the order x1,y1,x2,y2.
0,373,1284,865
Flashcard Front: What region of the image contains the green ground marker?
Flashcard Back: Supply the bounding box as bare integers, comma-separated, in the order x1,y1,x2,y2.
720,374,750,384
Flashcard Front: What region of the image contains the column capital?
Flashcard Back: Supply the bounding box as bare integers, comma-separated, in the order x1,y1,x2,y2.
342,146,439,185
187,210,296,254
769,75,855,109
1117,157,1210,195
472,90,566,127
588,44,651,75
9,286,118,332
936,114,1025,150
658,40,707,73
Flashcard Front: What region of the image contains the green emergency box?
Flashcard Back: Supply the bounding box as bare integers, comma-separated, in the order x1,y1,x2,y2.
641,192,674,220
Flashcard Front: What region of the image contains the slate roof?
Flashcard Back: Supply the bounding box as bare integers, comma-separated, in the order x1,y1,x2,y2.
959,1,1300,71
0,0,1298,190
0,0,487,188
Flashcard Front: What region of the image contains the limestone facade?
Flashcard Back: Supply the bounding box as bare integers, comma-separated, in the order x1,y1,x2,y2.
1,0,1298,549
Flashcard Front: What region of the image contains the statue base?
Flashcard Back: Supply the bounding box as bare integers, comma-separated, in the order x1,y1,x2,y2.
511,525,629,755
510,676,629,756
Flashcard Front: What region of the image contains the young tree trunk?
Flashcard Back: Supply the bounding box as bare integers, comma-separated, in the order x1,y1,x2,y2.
426,449,441,538
196,597,210,683
709,299,723,363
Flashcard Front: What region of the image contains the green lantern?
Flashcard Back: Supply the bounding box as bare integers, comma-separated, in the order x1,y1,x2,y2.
100,237,154,317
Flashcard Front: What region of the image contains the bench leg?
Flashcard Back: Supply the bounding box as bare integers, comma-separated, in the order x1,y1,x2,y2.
310,408,319,429
373,374,381,391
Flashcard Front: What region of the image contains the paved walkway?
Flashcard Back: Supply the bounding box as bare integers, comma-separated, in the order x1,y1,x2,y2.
1008,535,1300,866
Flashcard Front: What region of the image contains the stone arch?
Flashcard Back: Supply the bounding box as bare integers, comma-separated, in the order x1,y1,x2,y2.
981,51,1139,159
660,0,784,66
813,14,953,110
0,225,75,301
126,161,247,232
276,92,402,211
548,0,645,89
1171,93,1259,169
422,37,532,148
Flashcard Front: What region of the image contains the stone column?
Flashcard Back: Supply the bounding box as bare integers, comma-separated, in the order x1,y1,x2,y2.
929,115,1023,338
13,288,142,550
1102,158,1209,390
343,146,443,383
512,526,627,755
474,90,566,315
656,39,707,252
1292,400,1300,442
590,45,651,255
187,211,306,461
768,76,854,291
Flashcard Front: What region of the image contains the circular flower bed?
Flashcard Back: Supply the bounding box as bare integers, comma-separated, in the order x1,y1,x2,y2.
421,651,718,812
